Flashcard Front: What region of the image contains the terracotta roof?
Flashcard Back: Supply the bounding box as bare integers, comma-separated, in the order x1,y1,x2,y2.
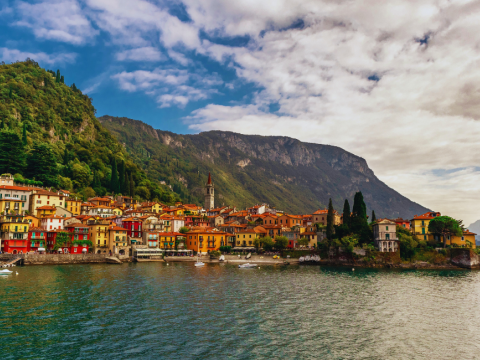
28,227,45,232
0,185,33,191
41,215,64,219
412,212,441,220
122,217,141,222
463,230,477,235
207,172,212,185
64,223,89,228
109,225,128,231
158,232,184,236
262,225,282,229
36,205,57,210
34,189,61,196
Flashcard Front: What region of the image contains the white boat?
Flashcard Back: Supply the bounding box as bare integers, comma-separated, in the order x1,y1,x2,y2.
0,269,13,274
219,255,225,261
195,238,204,267
299,256,305,263
238,263,258,268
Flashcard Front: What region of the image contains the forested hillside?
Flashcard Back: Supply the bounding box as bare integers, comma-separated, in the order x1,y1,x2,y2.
100,116,429,218
0,60,180,203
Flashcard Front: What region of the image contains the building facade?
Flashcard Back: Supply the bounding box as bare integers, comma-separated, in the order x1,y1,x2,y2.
204,172,214,210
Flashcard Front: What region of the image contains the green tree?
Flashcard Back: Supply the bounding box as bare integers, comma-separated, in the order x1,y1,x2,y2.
0,130,26,175
27,143,59,187
71,163,92,188
118,161,125,194
274,235,288,251
342,199,351,231
428,216,463,248
351,191,369,239
53,232,70,251
371,210,376,222
60,75,64,84
298,237,309,247
332,235,358,254
326,198,334,240
56,69,61,83
110,157,119,194
130,173,135,197
397,226,418,260
22,122,27,146
179,226,189,234
262,236,274,251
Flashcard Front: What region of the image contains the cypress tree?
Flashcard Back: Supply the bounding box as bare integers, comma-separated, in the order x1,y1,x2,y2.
351,191,370,243
0,130,26,175
125,172,130,196
63,148,70,165
8,87,12,99
1,116,4,129
118,161,125,194
352,191,367,219
110,158,119,194
56,69,61,83
371,210,376,223
326,198,335,240
60,75,64,84
342,199,351,230
129,173,135,197
27,143,59,187
22,123,27,146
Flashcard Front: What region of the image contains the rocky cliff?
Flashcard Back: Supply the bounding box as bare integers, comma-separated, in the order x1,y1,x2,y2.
99,115,429,218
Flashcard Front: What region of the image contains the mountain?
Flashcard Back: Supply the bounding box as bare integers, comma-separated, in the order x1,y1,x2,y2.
0,60,179,203
467,220,480,244
99,115,429,218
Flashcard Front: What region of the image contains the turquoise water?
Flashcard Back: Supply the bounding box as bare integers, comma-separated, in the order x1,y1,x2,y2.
1,263,480,359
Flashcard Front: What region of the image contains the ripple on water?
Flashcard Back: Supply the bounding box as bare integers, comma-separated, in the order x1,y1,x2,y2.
1,264,480,359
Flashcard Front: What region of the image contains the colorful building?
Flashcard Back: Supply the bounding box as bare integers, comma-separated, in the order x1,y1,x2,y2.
122,217,143,245
29,190,65,214
312,209,342,226
40,215,64,231
29,227,47,252
278,214,304,228
410,212,441,242
65,198,82,216
186,230,227,253
63,223,91,254
0,214,29,253
36,205,56,218
108,225,129,255
88,220,111,254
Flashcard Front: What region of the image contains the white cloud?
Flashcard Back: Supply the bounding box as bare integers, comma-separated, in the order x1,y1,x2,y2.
115,47,165,62
111,68,222,107
0,47,77,64
15,0,97,45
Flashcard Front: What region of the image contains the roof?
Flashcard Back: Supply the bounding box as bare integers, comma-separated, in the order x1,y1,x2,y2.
463,230,477,235
89,197,111,201
207,172,212,185
41,215,65,219
64,223,89,228
37,205,57,210
281,214,304,219
412,212,441,220
158,232,184,236
0,185,33,191
34,189,61,196
122,217,142,222
109,225,128,231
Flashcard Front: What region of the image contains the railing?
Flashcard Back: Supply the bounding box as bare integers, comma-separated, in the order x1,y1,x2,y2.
375,232,398,240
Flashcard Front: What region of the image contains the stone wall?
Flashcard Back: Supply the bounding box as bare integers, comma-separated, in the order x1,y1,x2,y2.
23,253,107,265
450,249,480,269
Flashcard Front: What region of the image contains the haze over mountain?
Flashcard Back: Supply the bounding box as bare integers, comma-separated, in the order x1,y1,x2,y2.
100,115,429,218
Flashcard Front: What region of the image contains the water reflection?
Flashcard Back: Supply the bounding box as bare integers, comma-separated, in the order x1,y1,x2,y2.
1,263,480,359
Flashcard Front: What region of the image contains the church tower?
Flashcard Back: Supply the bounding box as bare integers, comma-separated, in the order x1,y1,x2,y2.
204,172,214,210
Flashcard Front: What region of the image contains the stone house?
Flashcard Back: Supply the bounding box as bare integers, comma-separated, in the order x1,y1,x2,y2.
373,219,399,252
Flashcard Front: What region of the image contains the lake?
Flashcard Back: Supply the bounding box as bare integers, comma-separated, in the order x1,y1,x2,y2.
1,263,480,359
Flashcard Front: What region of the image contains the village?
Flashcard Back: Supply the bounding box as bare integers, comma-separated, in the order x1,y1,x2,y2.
0,172,476,260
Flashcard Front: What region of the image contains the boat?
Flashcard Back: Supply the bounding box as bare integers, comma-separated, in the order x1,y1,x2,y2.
299,256,305,263
238,263,258,268
219,255,225,262
0,269,13,274
195,238,204,267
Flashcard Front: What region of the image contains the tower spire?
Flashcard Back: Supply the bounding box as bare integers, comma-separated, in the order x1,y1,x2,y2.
207,172,212,185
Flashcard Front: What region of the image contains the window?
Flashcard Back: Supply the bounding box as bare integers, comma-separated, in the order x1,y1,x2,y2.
386,226,389,231
421,220,425,226
422,228,425,235
461,236,465,241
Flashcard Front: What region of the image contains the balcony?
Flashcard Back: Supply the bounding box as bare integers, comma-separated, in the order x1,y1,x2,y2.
375,232,398,241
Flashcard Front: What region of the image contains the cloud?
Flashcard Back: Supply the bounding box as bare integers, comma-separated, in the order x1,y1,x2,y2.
0,47,77,64
111,68,222,107
115,47,165,62
15,0,97,45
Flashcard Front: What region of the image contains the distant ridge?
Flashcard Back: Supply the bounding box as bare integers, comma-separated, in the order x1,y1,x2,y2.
99,115,429,218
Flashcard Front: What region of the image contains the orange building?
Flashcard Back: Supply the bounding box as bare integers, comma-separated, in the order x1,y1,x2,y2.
185,230,229,254
278,214,303,227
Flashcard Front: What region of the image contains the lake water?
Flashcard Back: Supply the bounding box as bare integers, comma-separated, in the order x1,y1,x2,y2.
1,263,480,359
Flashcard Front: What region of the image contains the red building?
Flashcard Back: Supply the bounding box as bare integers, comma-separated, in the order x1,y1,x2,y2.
63,223,90,254
122,217,143,245
28,227,47,253
0,214,30,254
394,218,411,230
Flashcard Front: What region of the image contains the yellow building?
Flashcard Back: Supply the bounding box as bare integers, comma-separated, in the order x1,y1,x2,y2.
65,198,82,216
140,202,164,213
312,209,342,226
435,230,477,249
410,212,441,242
29,190,65,214
108,225,129,254
88,220,111,253
36,205,56,218
24,215,40,228
0,198,24,214
112,207,123,216
158,232,183,250
235,228,262,247
186,230,228,253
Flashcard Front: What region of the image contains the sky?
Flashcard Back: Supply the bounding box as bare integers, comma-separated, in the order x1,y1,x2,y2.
1,0,480,225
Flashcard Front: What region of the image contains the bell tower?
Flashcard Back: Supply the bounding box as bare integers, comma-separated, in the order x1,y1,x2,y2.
204,172,214,210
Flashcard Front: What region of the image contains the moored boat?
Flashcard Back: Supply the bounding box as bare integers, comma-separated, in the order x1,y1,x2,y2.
0,269,13,274
238,263,258,269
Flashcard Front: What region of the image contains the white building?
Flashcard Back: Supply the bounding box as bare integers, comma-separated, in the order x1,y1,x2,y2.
373,219,399,252
88,206,114,218
40,215,65,231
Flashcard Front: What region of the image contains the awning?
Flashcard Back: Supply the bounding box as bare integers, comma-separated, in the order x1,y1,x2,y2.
232,247,256,250
82,248,87,252
38,248,46,251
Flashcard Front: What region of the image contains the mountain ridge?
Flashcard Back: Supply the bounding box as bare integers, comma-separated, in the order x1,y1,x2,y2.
99,115,429,218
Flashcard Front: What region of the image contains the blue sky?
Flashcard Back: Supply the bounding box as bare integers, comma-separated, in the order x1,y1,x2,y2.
2,0,480,224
